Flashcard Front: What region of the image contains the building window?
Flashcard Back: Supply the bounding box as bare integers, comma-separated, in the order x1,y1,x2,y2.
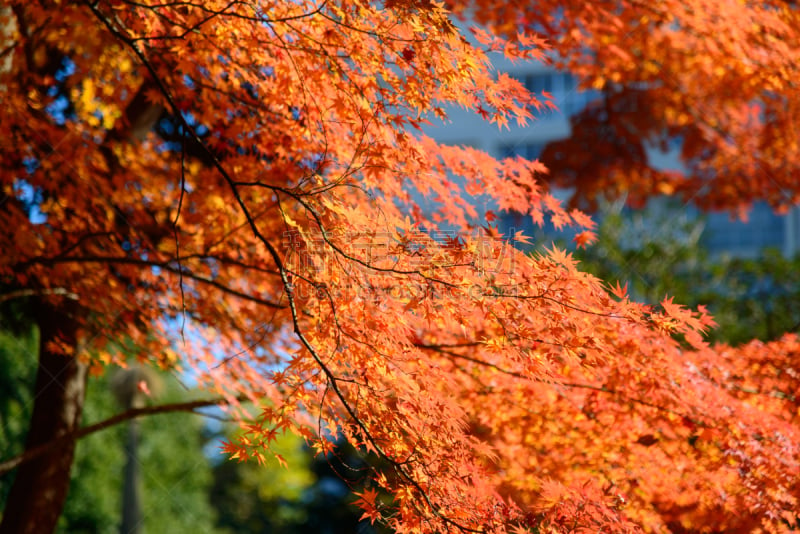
525,73,554,94
701,203,785,255
498,142,545,161
519,72,601,118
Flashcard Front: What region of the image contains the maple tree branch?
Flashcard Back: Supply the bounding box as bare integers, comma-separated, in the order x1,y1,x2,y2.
279,190,475,282
0,395,249,477
690,365,799,404
116,0,329,34
279,190,633,324
174,128,188,340
317,7,432,44
263,223,484,531
17,255,285,309
125,0,239,43
733,384,797,402
216,132,483,532
84,0,283,198
418,343,704,425
0,287,79,304
501,291,626,319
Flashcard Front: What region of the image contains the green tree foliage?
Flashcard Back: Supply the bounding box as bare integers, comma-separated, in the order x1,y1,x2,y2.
0,322,224,533
575,201,800,345
209,428,388,534
1,314,383,533
0,323,37,507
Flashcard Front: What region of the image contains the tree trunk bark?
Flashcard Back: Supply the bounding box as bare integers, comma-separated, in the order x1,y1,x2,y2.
120,418,142,534
0,302,87,534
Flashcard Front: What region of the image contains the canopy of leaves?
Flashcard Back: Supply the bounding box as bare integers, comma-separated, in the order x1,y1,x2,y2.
2,1,800,532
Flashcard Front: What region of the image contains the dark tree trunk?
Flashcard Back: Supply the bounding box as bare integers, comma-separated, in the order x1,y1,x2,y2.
0,302,87,534
120,418,142,534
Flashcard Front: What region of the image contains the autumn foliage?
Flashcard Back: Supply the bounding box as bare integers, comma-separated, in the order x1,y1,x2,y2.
1,1,800,533
457,0,800,214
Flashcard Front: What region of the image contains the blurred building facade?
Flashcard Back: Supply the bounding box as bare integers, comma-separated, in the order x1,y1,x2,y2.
423,57,800,259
